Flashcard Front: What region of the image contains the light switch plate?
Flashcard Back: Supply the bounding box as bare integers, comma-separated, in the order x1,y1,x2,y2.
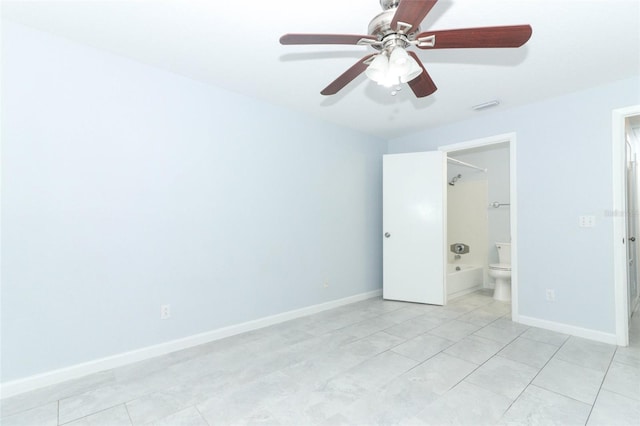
579,215,596,228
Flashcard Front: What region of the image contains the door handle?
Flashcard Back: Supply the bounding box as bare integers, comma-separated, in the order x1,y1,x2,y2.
384,232,391,238
631,237,636,242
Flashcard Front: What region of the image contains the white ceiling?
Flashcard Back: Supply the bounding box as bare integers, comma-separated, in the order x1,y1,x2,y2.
3,0,639,139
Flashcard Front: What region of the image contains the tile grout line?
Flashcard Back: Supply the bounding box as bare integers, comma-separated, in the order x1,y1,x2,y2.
389,294,507,401
418,304,517,369
442,327,526,399
324,298,498,392
58,403,129,425
377,299,505,374
497,335,568,422
584,346,617,425
195,404,211,426
125,403,134,426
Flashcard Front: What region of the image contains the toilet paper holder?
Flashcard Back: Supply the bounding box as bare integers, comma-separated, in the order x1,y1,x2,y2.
450,243,470,254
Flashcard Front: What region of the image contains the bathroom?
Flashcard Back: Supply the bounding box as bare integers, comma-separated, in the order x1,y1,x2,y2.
446,142,512,302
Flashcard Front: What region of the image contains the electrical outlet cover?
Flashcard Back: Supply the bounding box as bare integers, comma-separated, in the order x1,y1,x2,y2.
160,304,171,319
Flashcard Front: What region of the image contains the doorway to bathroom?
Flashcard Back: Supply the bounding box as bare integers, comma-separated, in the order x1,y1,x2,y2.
382,133,518,318
440,133,518,319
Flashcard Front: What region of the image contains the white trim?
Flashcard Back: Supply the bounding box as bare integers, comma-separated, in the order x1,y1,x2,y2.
438,132,516,152
439,132,519,320
519,315,618,345
612,105,640,346
0,289,382,398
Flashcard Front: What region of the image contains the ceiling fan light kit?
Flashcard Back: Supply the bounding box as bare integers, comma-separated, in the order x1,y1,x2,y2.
280,0,532,99
365,46,423,87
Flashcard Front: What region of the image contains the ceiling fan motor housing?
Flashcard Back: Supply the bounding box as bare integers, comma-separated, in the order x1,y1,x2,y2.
368,9,418,50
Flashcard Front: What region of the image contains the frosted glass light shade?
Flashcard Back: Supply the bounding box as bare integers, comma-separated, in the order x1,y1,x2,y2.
366,48,423,87
399,56,422,83
365,53,389,84
389,47,411,68
390,47,423,83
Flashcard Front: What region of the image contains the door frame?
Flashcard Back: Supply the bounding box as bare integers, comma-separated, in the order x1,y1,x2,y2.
439,132,519,320
612,105,640,346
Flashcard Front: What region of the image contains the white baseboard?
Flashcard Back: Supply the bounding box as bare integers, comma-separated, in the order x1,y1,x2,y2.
1,289,382,399
518,315,618,345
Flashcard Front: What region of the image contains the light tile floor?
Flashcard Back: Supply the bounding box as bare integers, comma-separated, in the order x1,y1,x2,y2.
2,290,639,425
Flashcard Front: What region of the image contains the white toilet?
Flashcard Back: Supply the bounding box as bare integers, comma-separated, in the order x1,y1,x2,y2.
489,242,511,302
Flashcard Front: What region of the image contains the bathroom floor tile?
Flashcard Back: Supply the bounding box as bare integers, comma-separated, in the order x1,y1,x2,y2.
457,309,503,326
151,407,207,426
58,384,139,425
498,336,559,368
65,404,132,426
335,376,440,426
473,323,526,345
477,301,512,316
490,318,530,334
498,385,591,426
532,358,606,404
613,344,640,367
520,327,570,347
0,402,58,426
428,320,482,341
384,315,447,339
0,371,115,419
340,331,405,358
444,334,505,365
329,351,419,391
390,333,455,362
336,316,398,339
554,337,616,372
601,361,640,401
464,356,539,401
125,389,190,425
587,389,640,425
452,290,495,307
399,352,478,395
411,381,512,426
280,349,367,388
377,307,425,324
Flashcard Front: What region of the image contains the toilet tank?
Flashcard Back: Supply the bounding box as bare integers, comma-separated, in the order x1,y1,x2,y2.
496,242,511,264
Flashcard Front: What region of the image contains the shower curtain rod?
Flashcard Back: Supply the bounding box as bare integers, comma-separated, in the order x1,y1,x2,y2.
447,157,487,172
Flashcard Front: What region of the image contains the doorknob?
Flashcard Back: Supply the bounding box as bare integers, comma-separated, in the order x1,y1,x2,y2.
384,232,391,238
630,237,636,242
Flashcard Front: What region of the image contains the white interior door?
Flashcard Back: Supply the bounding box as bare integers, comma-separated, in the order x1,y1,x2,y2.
383,151,446,305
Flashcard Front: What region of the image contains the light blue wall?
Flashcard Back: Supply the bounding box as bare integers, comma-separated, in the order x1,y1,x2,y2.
3,18,639,384
1,21,386,382
389,76,640,334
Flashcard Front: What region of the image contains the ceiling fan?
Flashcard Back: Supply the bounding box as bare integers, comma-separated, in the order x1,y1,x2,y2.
280,0,532,98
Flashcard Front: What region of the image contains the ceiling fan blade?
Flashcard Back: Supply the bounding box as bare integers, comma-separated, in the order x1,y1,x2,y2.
416,25,532,49
391,0,438,33
320,54,376,96
407,51,437,98
280,33,377,45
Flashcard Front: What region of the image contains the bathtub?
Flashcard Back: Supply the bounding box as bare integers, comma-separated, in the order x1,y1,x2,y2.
447,264,484,299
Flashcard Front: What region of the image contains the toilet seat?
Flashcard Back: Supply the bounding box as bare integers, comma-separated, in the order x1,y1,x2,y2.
489,263,511,271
